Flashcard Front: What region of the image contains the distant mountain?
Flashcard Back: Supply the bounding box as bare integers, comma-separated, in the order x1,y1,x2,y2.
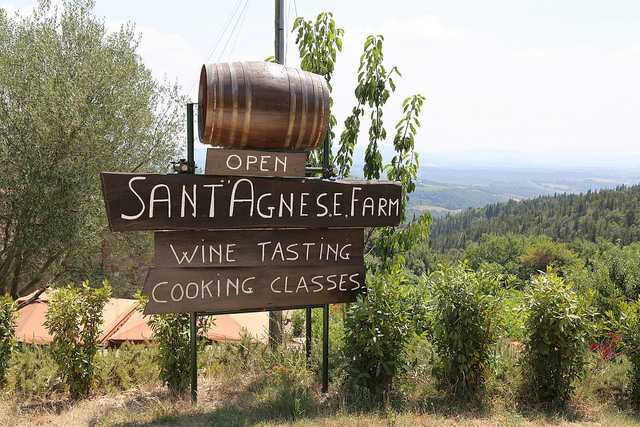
408,166,640,218
429,185,640,251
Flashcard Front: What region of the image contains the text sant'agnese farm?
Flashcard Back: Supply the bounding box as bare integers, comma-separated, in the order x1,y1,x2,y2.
120,176,400,220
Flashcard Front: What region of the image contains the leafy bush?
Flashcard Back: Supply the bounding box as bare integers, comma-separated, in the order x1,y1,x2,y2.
464,233,526,278
5,344,62,399
44,281,111,399
343,266,422,403
0,296,16,387
497,288,526,341
604,243,640,299
145,310,209,396
257,348,316,420
621,299,640,404
290,310,305,338
522,272,590,403
200,333,265,378
518,238,579,279
427,264,500,399
6,344,159,399
569,261,624,322
94,343,159,393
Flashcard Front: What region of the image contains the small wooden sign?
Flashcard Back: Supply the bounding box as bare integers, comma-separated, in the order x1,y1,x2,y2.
205,148,306,177
101,173,402,231
142,265,364,314
154,228,363,268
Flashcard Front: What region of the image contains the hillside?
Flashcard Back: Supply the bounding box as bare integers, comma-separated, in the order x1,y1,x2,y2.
406,166,640,218
429,184,640,251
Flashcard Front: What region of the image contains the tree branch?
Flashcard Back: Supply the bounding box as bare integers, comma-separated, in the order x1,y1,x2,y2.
17,250,65,297
16,285,49,310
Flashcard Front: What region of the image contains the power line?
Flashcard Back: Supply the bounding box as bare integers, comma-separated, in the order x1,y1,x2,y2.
203,0,244,63
225,0,251,61
217,0,249,62
185,0,244,97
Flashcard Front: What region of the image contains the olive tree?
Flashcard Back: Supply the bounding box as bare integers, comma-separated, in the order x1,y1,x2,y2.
0,0,185,297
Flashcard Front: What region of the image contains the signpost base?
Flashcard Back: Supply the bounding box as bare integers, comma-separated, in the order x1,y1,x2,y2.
305,307,312,367
190,312,197,404
321,304,329,393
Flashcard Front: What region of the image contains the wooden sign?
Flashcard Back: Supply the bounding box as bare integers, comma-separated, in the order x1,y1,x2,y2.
101,173,402,231
154,228,363,268
142,265,364,314
205,148,306,177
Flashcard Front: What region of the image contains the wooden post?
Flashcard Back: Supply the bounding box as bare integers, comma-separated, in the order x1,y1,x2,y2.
190,311,197,403
305,307,312,366
321,304,329,393
321,121,331,393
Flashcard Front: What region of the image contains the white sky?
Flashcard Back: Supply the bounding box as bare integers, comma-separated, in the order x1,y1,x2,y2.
3,0,640,168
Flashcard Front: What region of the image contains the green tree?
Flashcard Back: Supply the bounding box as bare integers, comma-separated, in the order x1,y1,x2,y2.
336,35,400,179
292,12,343,167
464,234,526,276
387,94,425,221
44,281,111,399
518,237,579,280
293,12,428,402
430,185,640,251
0,0,185,297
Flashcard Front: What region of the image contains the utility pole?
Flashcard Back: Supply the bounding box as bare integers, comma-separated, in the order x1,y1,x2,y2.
275,0,285,64
269,0,286,350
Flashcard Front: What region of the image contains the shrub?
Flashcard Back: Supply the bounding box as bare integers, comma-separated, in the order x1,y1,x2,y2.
621,299,640,404
464,233,526,277
0,295,16,387
427,264,500,399
290,310,305,338
522,272,590,404
518,237,579,280
5,344,62,399
94,343,159,393
145,310,209,396
343,266,422,403
258,348,316,420
44,281,111,399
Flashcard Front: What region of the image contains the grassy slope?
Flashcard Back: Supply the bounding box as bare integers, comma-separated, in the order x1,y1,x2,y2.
2,357,639,426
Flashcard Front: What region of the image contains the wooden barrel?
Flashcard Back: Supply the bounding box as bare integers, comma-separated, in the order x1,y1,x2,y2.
198,61,329,150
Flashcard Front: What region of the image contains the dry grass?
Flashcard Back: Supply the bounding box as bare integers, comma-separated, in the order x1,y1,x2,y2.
2,343,639,426
1,372,639,427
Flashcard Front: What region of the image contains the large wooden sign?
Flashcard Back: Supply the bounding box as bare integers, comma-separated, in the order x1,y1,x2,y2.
101,173,402,231
154,228,363,268
147,228,365,314
205,148,306,177
142,265,364,314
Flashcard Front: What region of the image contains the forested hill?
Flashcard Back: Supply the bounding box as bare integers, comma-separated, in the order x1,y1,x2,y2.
429,185,640,251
